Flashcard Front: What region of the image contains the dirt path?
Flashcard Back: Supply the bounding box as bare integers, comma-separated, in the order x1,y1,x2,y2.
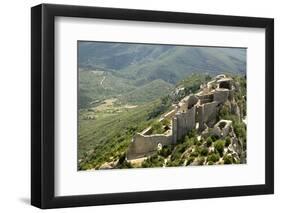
100,76,106,89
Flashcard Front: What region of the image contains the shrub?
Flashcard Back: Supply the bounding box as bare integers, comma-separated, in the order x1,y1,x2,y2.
196,138,203,146
190,150,199,157
218,104,230,119
223,155,233,164
158,145,173,158
151,121,164,134
199,147,209,156
214,140,225,157
192,137,199,146
177,143,187,153
186,157,195,165
233,122,246,140
170,150,182,161
197,157,205,165
161,118,170,126
211,134,220,141
206,137,213,147
225,137,231,147
207,153,220,163
166,158,184,167
188,129,197,138
141,154,164,168
184,136,194,147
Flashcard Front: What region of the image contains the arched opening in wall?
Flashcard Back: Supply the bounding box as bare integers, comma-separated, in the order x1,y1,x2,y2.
218,121,226,129
219,81,231,90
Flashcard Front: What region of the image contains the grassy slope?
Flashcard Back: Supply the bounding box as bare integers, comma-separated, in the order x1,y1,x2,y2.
78,101,160,170
79,71,136,108
119,79,173,104
79,71,174,108
78,74,211,170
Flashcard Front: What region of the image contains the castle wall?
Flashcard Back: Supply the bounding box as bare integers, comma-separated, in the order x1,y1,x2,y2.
173,106,196,141
163,109,176,120
213,89,229,104
127,75,235,160
198,101,218,129
172,116,178,143
126,133,172,160
178,102,188,112
187,95,199,108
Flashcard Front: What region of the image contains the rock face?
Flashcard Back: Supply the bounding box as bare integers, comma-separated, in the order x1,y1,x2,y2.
127,74,237,160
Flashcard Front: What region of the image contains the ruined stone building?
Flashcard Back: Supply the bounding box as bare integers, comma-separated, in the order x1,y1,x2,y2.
126,74,236,160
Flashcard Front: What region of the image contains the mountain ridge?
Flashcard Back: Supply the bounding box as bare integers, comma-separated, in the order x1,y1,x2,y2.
79,42,246,85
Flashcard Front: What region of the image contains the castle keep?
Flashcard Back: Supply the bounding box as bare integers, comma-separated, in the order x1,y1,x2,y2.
126,74,236,160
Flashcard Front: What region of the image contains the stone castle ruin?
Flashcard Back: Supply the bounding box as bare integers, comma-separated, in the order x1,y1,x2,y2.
126,74,238,160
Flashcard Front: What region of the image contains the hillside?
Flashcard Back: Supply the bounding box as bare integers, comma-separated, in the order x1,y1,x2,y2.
78,42,246,108
78,74,247,170
79,42,246,84
119,79,173,104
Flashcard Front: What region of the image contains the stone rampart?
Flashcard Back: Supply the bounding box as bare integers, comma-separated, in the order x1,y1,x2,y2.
173,106,196,141
198,101,219,129
213,89,229,104
126,133,172,160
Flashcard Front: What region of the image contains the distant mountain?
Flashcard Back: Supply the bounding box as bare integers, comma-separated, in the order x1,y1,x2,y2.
79,42,246,84
78,42,246,108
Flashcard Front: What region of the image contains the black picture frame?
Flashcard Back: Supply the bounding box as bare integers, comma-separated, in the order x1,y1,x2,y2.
31,3,274,209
